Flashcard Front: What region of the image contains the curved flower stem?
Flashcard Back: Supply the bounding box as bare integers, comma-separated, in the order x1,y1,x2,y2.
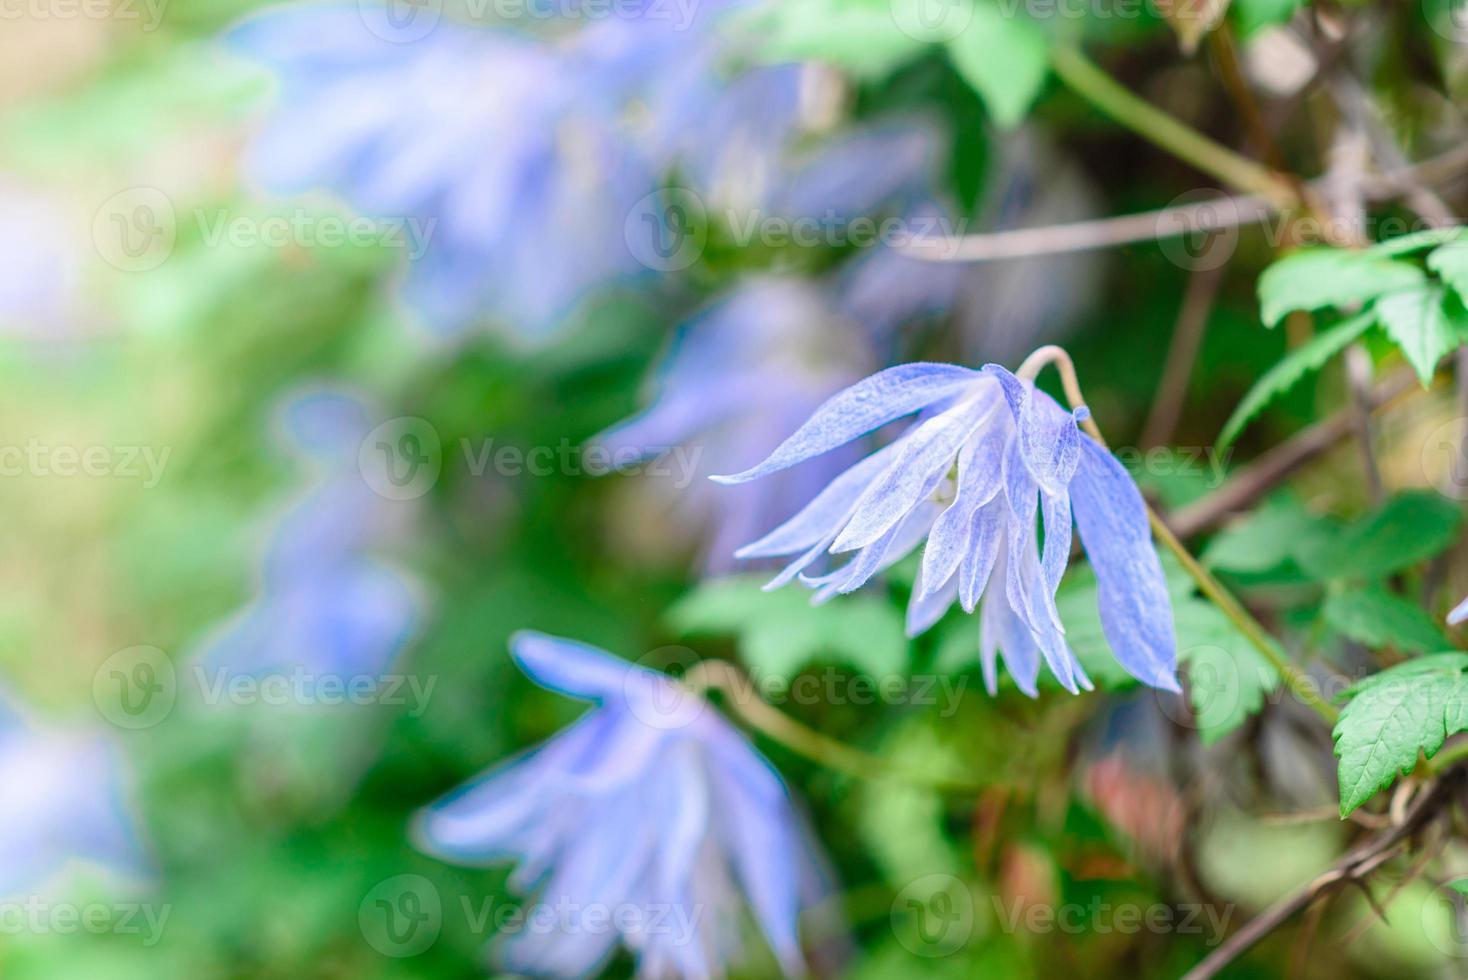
1049,44,1299,210
1017,345,1340,726
682,660,987,795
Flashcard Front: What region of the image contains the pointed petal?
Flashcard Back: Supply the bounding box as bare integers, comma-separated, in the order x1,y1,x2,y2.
906,563,960,637
919,426,1005,597
1070,439,1180,692
958,500,1003,613
511,631,665,704
831,398,993,553
735,443,899,559
710,364,979,484
1450,595,1468,626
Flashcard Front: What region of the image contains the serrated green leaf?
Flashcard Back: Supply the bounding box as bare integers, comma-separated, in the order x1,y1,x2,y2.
1258,249,1425,327
1427,238,1468,301
1322,587,1453,655
1374,285,1468,385
666,575,908,680
1333,657,1468,815
946,5,1049,127
1296,491,1463,582
1217,311,1376,451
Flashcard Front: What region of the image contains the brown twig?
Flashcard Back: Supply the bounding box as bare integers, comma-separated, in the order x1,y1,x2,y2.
1141,259,1226,450
905,144,1468,264
1180,772,1462,980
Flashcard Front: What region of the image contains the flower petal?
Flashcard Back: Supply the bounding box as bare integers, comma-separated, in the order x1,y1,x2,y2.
735,443,899,559
710,363,979,485
1070,439,1180,692
958,499,1004,613
511,631,667,705
1450,595,1468,626
831,398,993,553
919,426,1005,598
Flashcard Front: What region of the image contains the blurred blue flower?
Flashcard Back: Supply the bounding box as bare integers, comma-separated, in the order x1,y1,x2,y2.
0,710,148,896
414,631,836,978
712,361,1180,696
1451,595,1468,626
194,388,420,698
227,7,655,337
595,278,871,571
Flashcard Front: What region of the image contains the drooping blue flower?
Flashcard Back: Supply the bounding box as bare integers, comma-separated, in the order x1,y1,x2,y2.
712,360,1180,696
227,7,655,337
1451,595,1468,626
414,631,837,978
0,707,148,896
194,388,420,698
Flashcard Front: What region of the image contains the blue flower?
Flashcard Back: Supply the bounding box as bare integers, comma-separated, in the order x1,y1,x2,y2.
0,707,148,896
227,7,655,337
1451,595,1468,626
195,388,420,696
414,632,837,978
712,361,1180,696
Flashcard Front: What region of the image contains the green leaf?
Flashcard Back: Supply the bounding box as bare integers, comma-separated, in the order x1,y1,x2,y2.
1322,587,1454,655
946,5,1049,127
1295,491,1463,582
1333,654,1468,815
1373,285,1468,385
1217,311,1376,451
1203,495,1324,574
667,575,909,680
744,0,927,81
1449,879,1468,898
1426,238,1468,301
1365,226,1467,257
1175,592,1281,744
1258,249,1425,327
